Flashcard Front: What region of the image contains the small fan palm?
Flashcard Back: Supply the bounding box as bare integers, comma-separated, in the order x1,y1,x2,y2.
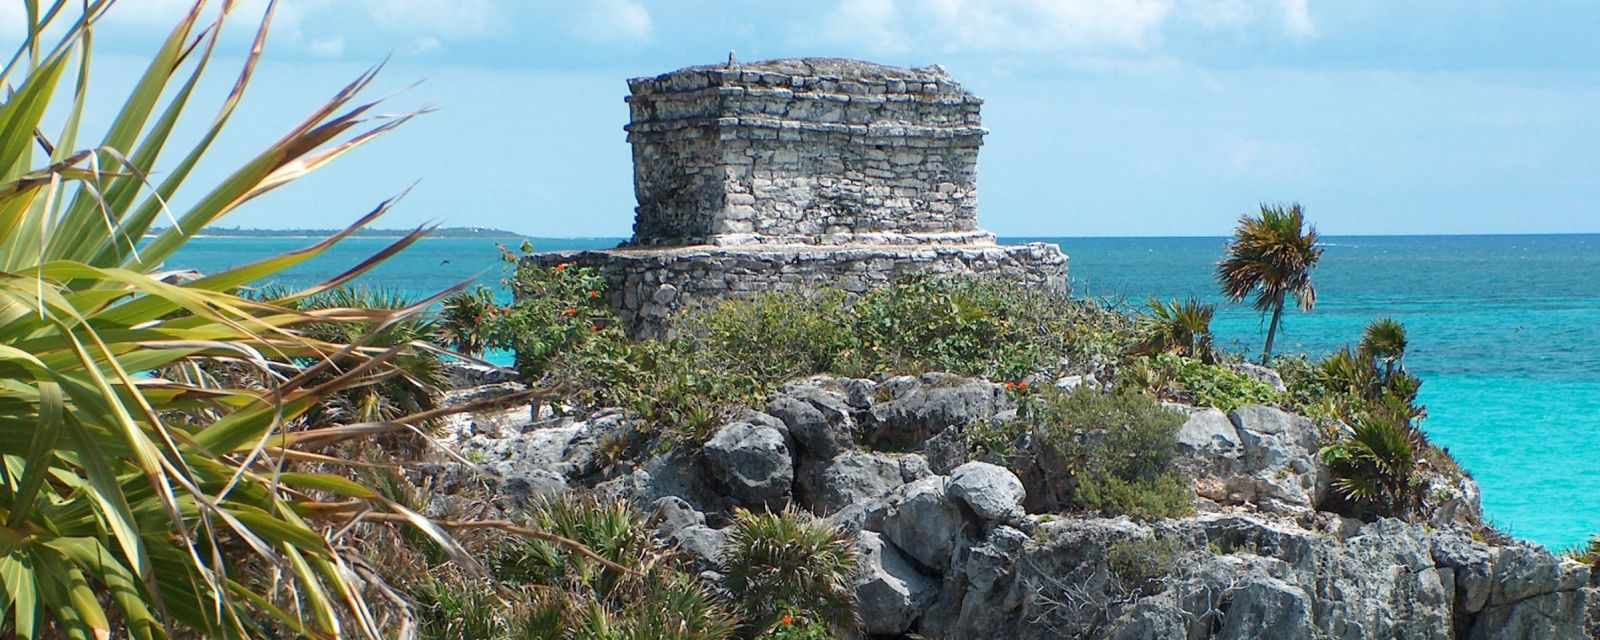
1359,317,1408,380
717,507,859,637
1137,297,1217,363
1320,395,1424,516
1216,203,1324,364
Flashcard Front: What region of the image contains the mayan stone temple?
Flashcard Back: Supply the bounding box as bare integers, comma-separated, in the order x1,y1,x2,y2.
534,58,1068,337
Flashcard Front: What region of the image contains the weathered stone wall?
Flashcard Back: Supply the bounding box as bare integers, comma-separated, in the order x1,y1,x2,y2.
626,59,984,246
529,243,1068,339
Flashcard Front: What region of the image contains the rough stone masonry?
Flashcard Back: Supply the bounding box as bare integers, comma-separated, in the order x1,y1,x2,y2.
532,58,1068,338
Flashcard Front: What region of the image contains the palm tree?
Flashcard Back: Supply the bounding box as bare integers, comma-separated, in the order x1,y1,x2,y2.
1359,317,1408,381
1216,203,1324,364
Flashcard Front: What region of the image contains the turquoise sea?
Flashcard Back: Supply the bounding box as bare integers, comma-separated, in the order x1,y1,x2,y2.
168,234,1600,550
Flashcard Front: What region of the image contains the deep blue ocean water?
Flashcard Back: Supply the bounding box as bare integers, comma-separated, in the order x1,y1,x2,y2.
168,234,1600,550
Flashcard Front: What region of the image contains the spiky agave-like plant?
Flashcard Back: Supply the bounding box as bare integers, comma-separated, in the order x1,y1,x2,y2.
1136,297,1217,363
0,2,561,637
1216,203,1323,365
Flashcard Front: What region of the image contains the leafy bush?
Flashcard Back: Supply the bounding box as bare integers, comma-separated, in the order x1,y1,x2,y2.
490,252,613,379
475,272,1140,450
1122,353,1280,412
1107,536,1184,594
438,285,499,355
718,507,860,637
682,289,860,383
1004,387,1193,519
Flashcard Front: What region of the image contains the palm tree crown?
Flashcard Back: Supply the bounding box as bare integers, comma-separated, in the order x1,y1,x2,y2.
1216,203,1324,363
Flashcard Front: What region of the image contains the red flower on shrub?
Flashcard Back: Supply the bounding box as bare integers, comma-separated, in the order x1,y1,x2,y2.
781,614,794,626
553,263,571,273
562,307,577,317
588,290,601,299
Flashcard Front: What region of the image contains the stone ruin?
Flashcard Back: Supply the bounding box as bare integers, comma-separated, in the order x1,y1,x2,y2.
532,58,1068,338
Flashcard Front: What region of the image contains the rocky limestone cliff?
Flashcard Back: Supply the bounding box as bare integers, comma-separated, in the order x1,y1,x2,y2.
433,371,1596,639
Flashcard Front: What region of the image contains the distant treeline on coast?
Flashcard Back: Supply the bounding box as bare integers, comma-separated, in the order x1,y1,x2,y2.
147,226,530,239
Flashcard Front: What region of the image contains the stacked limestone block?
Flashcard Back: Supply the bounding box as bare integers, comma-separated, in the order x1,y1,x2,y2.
626,58,987,246
531,58,1069,339
545,244,1068,339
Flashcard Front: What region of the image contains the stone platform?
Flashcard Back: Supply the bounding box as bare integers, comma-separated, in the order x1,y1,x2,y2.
530,242,1067,339
529,57,1069,338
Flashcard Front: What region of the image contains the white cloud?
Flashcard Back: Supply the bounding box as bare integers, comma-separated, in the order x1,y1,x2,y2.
408,36,443,55
307,35,344,58
1280,0,1316,39
821,0,1317,55
571,0,653,44
823,0,909,53
360,0,501,38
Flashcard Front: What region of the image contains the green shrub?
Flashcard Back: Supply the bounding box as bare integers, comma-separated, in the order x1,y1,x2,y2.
503,274,1140,450
1106,536,1184,594
439,284,499,355
1562,536,1600,567
1009,386,1193,519
491,254,613,379
850,277,1136,381
1320,398,1424,517
718,507,860,637
1122,353,1280,412
678,289,860,382
298,286,450,431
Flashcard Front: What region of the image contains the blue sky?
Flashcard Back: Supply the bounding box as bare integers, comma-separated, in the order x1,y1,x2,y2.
9,0,1600,236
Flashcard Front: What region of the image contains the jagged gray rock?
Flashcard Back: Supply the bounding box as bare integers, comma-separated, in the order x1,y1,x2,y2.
878,475,964,572
670,524,728,569
806,450,907,516
650,496,705,538
1228,361,1288,392
854,531,938,635
1227,404,1328,513
703,412,793,508
765,379,860,460
437,371,1592,640
866,373,1011,450
947,462,1025,524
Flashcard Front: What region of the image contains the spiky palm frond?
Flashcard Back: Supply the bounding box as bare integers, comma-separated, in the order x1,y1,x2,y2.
1360,318,1409,382
1137,297,1216,362
0,3,503,637
1216,203,1323,363
1216,203,1324,313
298,286,448,434
717,507,859,636
1322,398,1425,516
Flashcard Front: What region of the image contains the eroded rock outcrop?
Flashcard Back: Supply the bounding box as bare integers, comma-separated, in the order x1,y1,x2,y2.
438,372,1595,639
